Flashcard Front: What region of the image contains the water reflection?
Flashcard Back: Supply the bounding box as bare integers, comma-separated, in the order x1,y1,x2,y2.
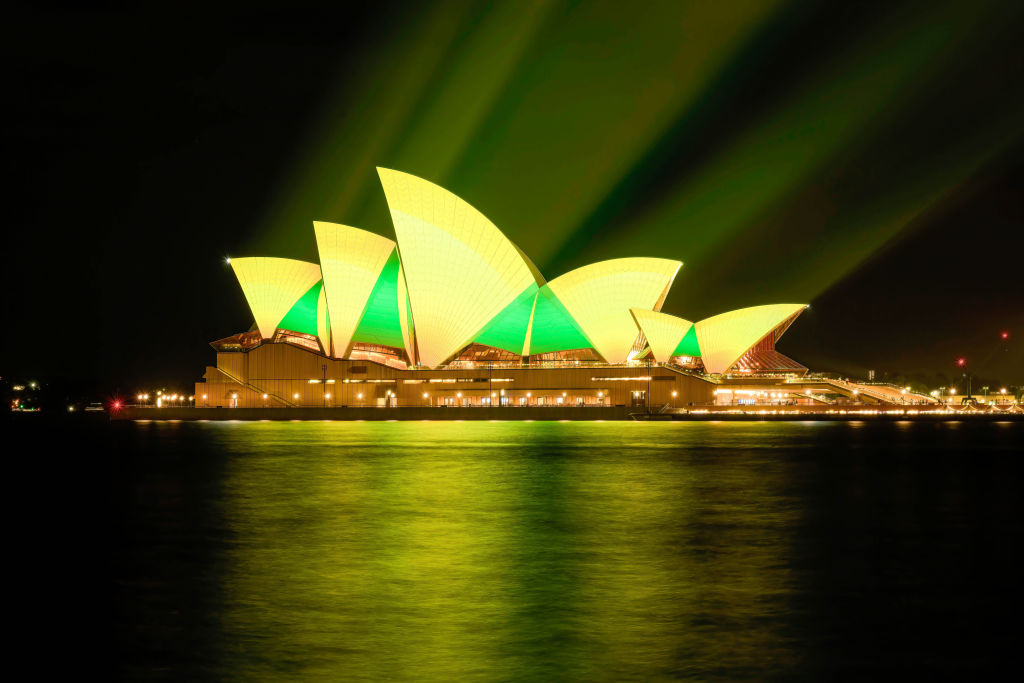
201,423,806,680
107,420,1024,681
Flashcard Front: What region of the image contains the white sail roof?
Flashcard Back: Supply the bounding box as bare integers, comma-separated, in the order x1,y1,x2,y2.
629,309,695,362
545,258,682,363
377,168,540,367
313,221,396,358
695,304,807,373
229,257,323,339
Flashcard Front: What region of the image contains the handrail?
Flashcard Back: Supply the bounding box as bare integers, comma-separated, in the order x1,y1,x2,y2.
212,367,298,407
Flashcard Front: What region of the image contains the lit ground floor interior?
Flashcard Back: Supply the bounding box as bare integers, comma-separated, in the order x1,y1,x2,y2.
172,341,965,418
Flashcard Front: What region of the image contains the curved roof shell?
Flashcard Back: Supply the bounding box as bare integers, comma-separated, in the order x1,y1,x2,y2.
230,257,323,339
314,222,397,358
527,285,593,355
545,258,682,363
695,304,807,374
629,309,695,362
472,283,539,355
350,248,407,350
396,263,415,358
316,285,331,353
377,167,540,367
278,280,323,337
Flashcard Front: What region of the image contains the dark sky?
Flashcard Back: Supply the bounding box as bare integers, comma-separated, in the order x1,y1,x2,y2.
5,1,1022,392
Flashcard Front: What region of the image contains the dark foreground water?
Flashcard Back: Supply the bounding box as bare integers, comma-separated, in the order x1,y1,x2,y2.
13,418,1024,680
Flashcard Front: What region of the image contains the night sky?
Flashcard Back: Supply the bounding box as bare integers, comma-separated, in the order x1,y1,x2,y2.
6,1,1022,393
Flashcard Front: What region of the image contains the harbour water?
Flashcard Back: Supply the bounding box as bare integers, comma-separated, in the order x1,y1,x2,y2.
17,418,1023,680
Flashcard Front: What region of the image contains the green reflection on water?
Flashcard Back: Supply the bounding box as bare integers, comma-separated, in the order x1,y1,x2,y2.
201,422,803,680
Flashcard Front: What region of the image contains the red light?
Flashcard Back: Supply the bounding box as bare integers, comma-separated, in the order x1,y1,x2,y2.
112,400,122,411
956,358,966,367
1002,331,1009,340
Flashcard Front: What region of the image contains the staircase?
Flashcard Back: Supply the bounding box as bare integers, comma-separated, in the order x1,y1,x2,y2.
212,367,298,406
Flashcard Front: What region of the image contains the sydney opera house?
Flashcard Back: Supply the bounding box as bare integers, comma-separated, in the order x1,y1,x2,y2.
195,168,810,411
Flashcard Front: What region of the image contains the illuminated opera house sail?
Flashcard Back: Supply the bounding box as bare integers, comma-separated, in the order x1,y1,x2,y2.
199,168,809,408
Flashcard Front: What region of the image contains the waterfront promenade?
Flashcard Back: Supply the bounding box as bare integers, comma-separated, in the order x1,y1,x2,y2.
113,405,1022,422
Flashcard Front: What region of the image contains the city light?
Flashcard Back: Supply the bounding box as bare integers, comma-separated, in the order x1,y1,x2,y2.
1001,388,1007,394
950,388,956,395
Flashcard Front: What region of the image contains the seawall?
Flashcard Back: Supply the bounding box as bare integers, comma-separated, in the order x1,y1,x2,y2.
114,406,636,421
111,406,1023,422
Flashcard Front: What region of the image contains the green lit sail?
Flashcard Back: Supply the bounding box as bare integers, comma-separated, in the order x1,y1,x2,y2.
672,325,701,357
277,280,323,336
472,284,538,354
351,250,405,348
527,285,593,354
